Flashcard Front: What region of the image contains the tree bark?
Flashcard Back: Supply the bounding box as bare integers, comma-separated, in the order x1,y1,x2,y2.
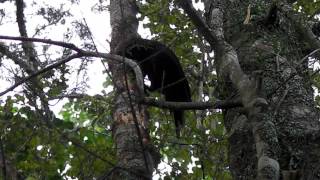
108,0,159,179
199,0,320,179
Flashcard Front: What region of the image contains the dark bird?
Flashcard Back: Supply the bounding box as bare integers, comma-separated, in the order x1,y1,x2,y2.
115,37,191,137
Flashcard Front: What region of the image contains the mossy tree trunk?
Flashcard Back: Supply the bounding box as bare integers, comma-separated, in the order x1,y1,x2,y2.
200,0,320,179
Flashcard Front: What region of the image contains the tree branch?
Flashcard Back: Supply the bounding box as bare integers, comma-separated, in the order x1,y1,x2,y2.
176,0,218,49
142,97,242,110
0,35,144,98
0,35,83,52
177,0,264,108
15,0,39,70
50,93,243,110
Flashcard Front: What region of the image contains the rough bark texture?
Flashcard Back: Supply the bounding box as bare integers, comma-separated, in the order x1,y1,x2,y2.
109,0,159,179
179,0,280,178
202,0,320,179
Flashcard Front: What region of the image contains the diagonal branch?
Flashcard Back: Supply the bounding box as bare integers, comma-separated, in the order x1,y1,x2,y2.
0,54,81,96
176,0,265,108
0,35,145,98
177,0,217,48
0,35,83,53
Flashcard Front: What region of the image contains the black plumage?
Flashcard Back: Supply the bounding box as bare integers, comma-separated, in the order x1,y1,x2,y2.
115,37,191,137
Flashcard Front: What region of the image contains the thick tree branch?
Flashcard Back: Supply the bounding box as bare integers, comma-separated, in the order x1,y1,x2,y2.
50,93,243,110
177,0,265,108
142,97,242,110
15,0,28,38
267,48,320,97
177,0,218,49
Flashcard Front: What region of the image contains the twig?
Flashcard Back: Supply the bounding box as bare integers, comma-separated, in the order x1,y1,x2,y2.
0,35,83,52
0,36,144,98
0,54,81,96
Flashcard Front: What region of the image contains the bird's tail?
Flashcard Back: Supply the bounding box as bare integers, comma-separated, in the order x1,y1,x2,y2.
173,110,184,138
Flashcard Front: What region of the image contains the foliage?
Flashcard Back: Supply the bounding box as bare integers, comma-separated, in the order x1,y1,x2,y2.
7,0,320,179
294,0,320,17
0,94,115,179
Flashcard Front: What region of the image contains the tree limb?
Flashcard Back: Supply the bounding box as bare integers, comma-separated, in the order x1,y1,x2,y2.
0,35,83,52
176,0,218,49
50,93,243,110
15,0,39,70
0,35,145,98
142,97,242,110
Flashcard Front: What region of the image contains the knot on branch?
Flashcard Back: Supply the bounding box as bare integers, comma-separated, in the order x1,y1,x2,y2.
248,97,268,109
246,97,268,116
258,156,280,180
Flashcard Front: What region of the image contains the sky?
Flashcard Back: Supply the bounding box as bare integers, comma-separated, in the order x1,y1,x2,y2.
0,0,112,115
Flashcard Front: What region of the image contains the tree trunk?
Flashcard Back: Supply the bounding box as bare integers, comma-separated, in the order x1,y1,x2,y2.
202,1,320,179
108,0,159,179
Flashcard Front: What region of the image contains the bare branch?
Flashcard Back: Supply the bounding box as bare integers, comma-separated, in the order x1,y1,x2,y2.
0,35,83,52
0,35,145,98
